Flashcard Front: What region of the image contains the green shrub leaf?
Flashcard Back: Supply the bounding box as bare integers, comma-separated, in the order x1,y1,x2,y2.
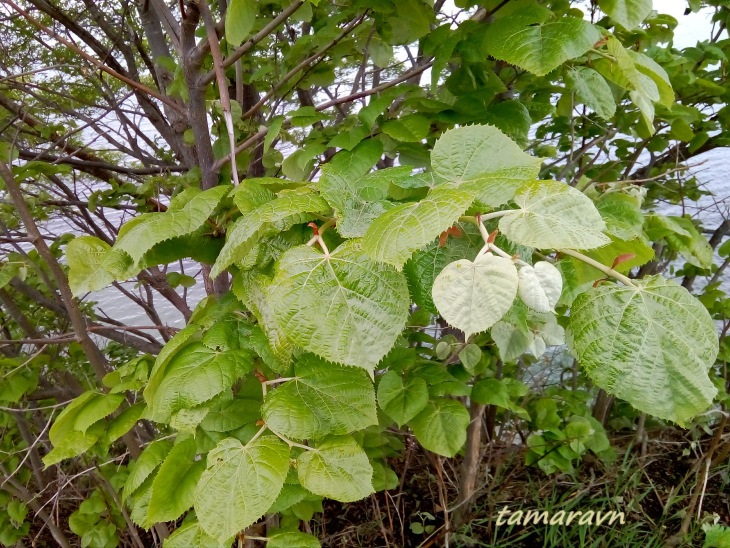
499,180,610,250
267,240,410,369
262,355,378,440
297,436,373,502
567,276,719,426
195,436,290,542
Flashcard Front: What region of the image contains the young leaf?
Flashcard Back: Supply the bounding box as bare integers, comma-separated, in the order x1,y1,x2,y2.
482,6,600,76
517,261,563,313
499,180,610,250
363,186,475,269
430,124,542,207
297,436,374,502
146,438,204,526
65,236,130,295
408,398,470,457
566,67,616,120
432,253,518,339
225,0,257,46
195,436,290,542
262,355,378,440
377,370,429,426
267,240,410,370
598,0,652,30
211,193,330,277
567,276,719,426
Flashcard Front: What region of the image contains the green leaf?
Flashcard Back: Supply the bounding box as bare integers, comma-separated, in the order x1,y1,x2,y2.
124,440,174,500
471,378,529,419
599,0,652,30
267,240,410,369
629,51,674,107
147,342,253,422
483,7,601,76
267,531,321,548
430,124,542,207
195,436,290,542
116,186,229,267
408,398,469,457
381,114,430,142
297,436,373,502
262,355,378,440
320,166,412,238
363,187,474,269
432,252,518,339
164,520,229,548
595,192,645,240
103,403,145,444
66,236,131,295
645,215,712,268
377,370,429,426
499,180,610,250
566,67,616,120
595,38,661,132
0,261,25,290
225,0,257,46
146,438,205,526
567,276,719,426
211,193,330,277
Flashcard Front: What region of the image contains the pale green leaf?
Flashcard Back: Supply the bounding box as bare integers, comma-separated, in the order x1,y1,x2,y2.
483,7,601,76
267,532,321,548
404,224,482,313
225,0,257,46
566,67,616,120
267,240,410,369
66,236,132,295
195,436,290,542
211,193,330,277
320,166,412,238
567,276,719,426
628,50,674,107
363,187,475,268
595,192,645,240
517,261,562,313
430,124,542,207
164,520,229,548
408,399,469,457
432,252,518,339
377,370,429,426
297,435,373,502
646,215,712,268
147,342,253,422
499,180,610,250
599,0,652,30
262,355,378,440
146,438,204,526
